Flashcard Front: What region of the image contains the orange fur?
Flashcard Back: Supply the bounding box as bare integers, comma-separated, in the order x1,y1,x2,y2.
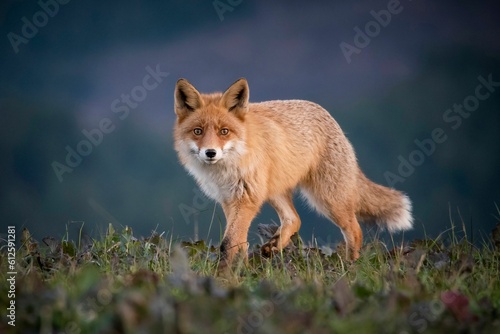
173,78,413,266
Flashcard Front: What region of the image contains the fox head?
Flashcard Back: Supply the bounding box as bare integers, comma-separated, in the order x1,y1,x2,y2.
174,78,249,165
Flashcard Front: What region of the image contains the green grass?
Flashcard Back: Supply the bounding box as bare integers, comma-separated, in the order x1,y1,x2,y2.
1,223,500,334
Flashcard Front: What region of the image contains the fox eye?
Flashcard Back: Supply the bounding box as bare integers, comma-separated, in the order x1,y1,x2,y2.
220,128,229,136
193,128,203,135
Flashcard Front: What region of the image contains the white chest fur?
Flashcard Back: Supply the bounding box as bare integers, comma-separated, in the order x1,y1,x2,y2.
185,159,246,203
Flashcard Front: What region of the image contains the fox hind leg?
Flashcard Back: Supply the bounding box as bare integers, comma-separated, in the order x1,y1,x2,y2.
261,192,301,257
328,208,362,261
300,185,362,261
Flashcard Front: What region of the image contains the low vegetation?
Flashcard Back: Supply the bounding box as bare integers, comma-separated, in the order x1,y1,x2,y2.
1,222,500,333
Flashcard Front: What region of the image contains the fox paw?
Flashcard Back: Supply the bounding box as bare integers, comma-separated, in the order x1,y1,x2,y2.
261,236,280,257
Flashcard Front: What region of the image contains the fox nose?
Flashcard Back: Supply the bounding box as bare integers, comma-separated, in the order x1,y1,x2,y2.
205,149,217,158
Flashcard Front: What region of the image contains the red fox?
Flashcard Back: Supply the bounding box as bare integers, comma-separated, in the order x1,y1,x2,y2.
173,78,412,267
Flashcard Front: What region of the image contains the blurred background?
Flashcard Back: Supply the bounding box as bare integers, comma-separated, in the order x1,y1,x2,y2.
1,0,499,247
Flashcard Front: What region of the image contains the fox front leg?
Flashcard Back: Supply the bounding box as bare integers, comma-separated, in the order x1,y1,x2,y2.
218,200,261,269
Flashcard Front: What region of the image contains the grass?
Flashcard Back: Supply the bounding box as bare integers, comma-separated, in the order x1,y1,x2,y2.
1,222,500,334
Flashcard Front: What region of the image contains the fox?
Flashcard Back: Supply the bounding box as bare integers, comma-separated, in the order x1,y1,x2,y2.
173,78,413,268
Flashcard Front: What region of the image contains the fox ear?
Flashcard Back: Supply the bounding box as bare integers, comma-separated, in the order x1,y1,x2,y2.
174,78,203,117
221,78,249,117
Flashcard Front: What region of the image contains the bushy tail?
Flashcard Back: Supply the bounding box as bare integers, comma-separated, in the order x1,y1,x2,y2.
357,170,413,232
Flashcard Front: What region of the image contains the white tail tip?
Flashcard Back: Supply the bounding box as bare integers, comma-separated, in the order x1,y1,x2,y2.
386,195,413,233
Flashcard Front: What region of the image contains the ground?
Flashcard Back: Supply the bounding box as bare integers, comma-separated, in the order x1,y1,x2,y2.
1,222,500,333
